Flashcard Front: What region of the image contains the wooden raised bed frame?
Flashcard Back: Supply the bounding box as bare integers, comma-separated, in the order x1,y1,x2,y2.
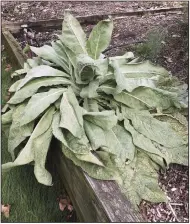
1,6,184,221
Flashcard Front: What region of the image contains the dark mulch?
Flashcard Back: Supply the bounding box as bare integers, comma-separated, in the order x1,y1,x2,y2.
1,1,182,22
140,164,189,222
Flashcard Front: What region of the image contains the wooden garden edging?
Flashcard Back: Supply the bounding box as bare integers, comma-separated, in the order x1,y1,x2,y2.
1,16,154,222
2,6,184,34
2,28,27,68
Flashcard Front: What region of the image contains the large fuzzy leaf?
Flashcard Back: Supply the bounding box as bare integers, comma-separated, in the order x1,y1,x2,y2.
20,88,65,125
27,57,42,68
33,108,55,185
76,153,104,166
57,40,77,68
123,108,185,148
17,65,70,90
86,19,113,59
8,103,34,160
30,45,70,73
118,60,169,78
11,68,28,78
83,98,99,112
153,142,188,166
84,120,135,165
11,62,31,78
100,83,179,111
124,119,164,159
115,87,178,110
9,79,23,92
153,113,188,165
2,107,55,185
61,11,87,54
61,144,116,180
76,54,96,84
111,60,166,93
154,113,188,140
52,111,89,154
60,88,83,138
84,110,117,130
51,40,70,70
80,80,99,98
119,151,167,209
2,109,14,125
109,52,135,66
8,77,71,104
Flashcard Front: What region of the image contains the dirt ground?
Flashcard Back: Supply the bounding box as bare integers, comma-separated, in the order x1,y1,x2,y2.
1,1,189,222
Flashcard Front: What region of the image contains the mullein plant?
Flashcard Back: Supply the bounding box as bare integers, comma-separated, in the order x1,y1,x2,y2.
2,11,188,209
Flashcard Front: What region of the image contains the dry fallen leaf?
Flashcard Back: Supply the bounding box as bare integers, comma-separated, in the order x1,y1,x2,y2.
5,64,12,72
1,204,11,218
58,195,73,212
164,56,173,63
67,204,73,212
59,202,66,211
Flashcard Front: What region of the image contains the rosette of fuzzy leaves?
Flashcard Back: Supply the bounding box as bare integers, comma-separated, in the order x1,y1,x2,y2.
2,11,188,209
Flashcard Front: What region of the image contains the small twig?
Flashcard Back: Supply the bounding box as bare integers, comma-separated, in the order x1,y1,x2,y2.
170,203,183,206
167,202,180,222
102,40,145,54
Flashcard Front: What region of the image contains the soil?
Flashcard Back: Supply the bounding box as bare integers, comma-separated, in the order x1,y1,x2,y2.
1,1,189,223
140,164,189,222
1,1,182,22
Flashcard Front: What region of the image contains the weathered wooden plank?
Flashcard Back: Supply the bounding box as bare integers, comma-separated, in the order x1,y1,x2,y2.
2,28,27,68
51,142,143,222
2,6,184,34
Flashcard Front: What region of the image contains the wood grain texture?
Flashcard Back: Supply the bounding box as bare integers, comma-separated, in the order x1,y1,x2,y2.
2,28,27,68
51,141,143,222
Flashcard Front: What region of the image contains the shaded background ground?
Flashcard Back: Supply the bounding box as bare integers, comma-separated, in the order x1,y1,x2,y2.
1,1,189,222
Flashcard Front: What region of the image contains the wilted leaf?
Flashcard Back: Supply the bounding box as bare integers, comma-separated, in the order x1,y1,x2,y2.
62,144,116,180
1,204,11,218
119,151,167,209
123,108,185,148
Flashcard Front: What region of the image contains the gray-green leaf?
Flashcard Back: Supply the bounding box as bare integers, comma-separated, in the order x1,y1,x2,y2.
8,77,71,104
87,19,113,59
17,65,70,90
20,88,65,125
